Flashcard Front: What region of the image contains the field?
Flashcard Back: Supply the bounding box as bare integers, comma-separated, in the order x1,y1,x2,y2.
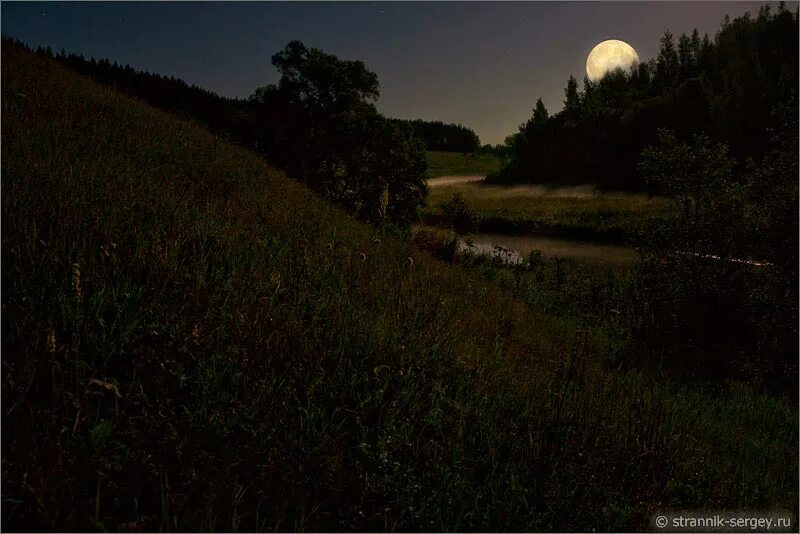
423,180,674,244
2,44,796,532
425,150,503,178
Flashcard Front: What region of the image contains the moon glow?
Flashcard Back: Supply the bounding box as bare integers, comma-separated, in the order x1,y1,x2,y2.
586,40,639,82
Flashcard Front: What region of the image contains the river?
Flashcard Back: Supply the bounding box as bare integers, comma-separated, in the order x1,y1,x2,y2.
459,232,639,265
426,176,769,267
428,175,640,265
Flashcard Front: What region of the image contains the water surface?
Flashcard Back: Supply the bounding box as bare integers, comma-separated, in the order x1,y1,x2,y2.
460,232,639,265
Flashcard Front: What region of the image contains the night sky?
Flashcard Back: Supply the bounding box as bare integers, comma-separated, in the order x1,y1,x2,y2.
1,1,778,145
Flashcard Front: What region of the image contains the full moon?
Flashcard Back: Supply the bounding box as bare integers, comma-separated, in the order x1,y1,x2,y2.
586,40,639,82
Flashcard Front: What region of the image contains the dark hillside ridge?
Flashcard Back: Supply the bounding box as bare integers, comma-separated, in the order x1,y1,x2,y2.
4,39,482,154
2,42,795,532
0,42,544,530
5,38,261,148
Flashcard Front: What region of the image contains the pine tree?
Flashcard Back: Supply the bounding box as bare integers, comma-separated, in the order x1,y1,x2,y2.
532,98,549,126
690,28,702,57
678,33,694,79
655,30,679,89
562,75,582,123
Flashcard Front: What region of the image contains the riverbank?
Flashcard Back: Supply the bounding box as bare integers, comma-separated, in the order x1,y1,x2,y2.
461,232,640,265
422,177,674,246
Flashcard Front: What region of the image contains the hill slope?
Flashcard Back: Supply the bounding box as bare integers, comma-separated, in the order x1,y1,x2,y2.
425,150,503,178
2,44,796,531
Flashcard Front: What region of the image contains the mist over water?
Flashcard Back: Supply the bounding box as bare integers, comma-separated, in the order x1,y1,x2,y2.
428,176,652,201
488,184,599,198
427,175,484,187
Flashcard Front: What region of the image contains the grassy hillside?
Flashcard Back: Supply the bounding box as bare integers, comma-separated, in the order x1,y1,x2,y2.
2,44,796,531
422,182,673,244
425,150,503,178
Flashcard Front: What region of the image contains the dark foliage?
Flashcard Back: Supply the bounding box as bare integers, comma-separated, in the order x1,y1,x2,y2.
392,119,481,153
491,5,798,192
439,193,482,235
484,4,799,392
629,113,798,390
10,38,428,227
248,41,427,226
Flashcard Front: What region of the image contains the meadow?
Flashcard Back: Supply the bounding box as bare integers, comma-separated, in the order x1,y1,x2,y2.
2,44,796,532
425,150,503,178
422,181,673,244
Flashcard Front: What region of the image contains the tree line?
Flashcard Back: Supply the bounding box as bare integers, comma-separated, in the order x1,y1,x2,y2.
17,42,251,144
391,119,480,153
6,39,450,227
488,4,798,386
491,3,798,192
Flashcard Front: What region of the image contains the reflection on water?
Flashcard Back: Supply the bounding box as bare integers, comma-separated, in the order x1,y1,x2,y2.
458,233,771,268
460,233,639,265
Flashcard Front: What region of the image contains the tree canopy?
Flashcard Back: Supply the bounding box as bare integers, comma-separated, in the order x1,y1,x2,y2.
392,119,481,153
251,41,427,226
16,39,429,228
490,5,798,192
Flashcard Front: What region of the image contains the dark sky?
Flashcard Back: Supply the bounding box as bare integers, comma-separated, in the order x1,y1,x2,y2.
1,1,781,144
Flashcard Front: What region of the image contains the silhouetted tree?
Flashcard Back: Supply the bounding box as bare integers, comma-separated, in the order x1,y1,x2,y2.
562,75,582,124
532,98,549,126
655,30,679,89
489,6,798,193
251,41,427,226
677,33,695,79
18,35,429,227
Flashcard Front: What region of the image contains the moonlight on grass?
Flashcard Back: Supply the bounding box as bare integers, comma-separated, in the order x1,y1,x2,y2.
586,39,639,82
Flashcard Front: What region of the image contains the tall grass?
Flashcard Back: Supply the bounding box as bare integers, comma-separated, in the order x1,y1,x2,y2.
2,44,796,532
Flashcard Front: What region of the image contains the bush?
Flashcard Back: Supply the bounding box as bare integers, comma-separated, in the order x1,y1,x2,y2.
439,193,481,235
